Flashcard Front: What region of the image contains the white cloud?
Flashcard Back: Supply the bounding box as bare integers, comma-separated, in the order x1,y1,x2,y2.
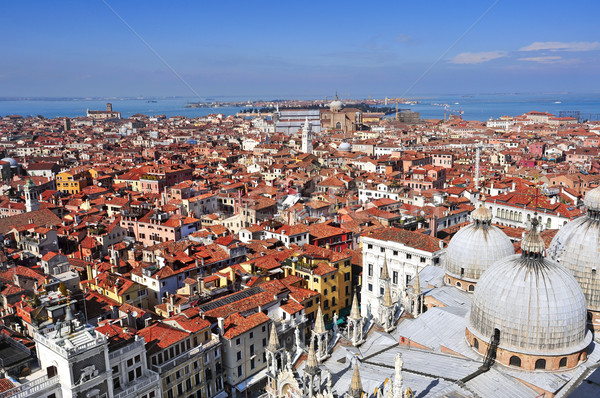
519,56,580,65
519,41,600,52
519,56,561,63
450,51,507,64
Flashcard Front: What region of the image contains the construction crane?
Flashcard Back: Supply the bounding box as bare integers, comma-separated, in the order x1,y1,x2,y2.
444,104,464,121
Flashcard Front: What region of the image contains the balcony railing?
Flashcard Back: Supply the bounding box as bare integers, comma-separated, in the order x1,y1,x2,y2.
0,375,59,398
35,329,106,358
151,338,220,374
108,337,145,360
114,372,160,398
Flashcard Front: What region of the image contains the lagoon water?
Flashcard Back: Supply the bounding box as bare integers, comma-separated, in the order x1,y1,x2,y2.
1,93,599,122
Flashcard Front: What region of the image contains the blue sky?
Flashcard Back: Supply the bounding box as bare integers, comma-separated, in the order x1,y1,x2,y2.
1,0,599,98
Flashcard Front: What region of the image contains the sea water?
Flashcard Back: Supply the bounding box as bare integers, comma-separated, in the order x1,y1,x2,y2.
0,93,599,122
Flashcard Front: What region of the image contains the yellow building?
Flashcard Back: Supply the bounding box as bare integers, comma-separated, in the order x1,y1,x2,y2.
83,271,150,309
113,173,142,192
286,246,352,325
56,169,92,194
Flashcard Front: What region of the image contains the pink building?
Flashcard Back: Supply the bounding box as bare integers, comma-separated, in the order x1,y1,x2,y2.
528,142,546,157
120,210,200,246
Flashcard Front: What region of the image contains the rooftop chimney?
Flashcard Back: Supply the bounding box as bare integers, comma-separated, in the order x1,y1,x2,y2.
217,317,225,336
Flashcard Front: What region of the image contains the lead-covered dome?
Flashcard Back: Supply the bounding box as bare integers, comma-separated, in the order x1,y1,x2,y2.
329,100,343,112
548,185,600,313
445,199,514,289
1,157,18,168
468,219,590,360
338,142,351,152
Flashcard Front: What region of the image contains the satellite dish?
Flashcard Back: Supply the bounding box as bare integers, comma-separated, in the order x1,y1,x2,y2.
131,311,138,318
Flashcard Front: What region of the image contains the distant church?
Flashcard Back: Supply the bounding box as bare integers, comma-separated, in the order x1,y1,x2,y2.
87,102,121,120
319,95,364,135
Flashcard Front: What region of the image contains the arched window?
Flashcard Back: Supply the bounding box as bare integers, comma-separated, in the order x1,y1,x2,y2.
473,338,479,350
535,359,546,370
547,218,552,228
468,284,474,292
509,356,521,367
335,122,342,129
559,357,567,368
456,281,462,288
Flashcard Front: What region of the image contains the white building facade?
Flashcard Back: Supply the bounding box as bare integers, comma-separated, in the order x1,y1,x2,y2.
360,228,445,319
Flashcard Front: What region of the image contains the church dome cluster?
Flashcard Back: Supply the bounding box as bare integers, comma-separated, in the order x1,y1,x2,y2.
548,185,600,325
445,198,515,292
467,218,591,371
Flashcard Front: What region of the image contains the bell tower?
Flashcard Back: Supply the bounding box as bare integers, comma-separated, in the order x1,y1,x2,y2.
24,178,40,212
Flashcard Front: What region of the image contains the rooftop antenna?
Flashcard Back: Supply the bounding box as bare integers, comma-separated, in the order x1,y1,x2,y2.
474,142,481,190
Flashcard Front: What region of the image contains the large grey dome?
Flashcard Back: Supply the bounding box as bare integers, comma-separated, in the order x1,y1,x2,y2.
468,221,590,356
338,142,352,152
445,204,514,284
1,157,18,168
548,186,600,311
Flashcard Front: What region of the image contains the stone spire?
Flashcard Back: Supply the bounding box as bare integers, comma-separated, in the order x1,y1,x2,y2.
314,304,326,335
381,256,390,280
383,282,393,307
313,303,330,361
413,266,421,296
267,321,280,352
348,359,363,398
305,338,319,375
347,291,365,346
349,292,361,320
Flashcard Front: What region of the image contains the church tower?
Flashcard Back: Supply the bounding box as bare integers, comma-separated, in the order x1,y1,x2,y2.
301,117,313,154
24,178,40,212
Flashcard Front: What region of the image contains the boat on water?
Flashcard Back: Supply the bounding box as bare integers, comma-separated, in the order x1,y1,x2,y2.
554,101,562,104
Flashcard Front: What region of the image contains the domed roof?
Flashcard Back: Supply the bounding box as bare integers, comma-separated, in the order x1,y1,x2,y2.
338,142,352,152
1,157,18,168
445,202,514,283
548,186,600,311
583,185,600,212
329,100,343,112
468,220,591,356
